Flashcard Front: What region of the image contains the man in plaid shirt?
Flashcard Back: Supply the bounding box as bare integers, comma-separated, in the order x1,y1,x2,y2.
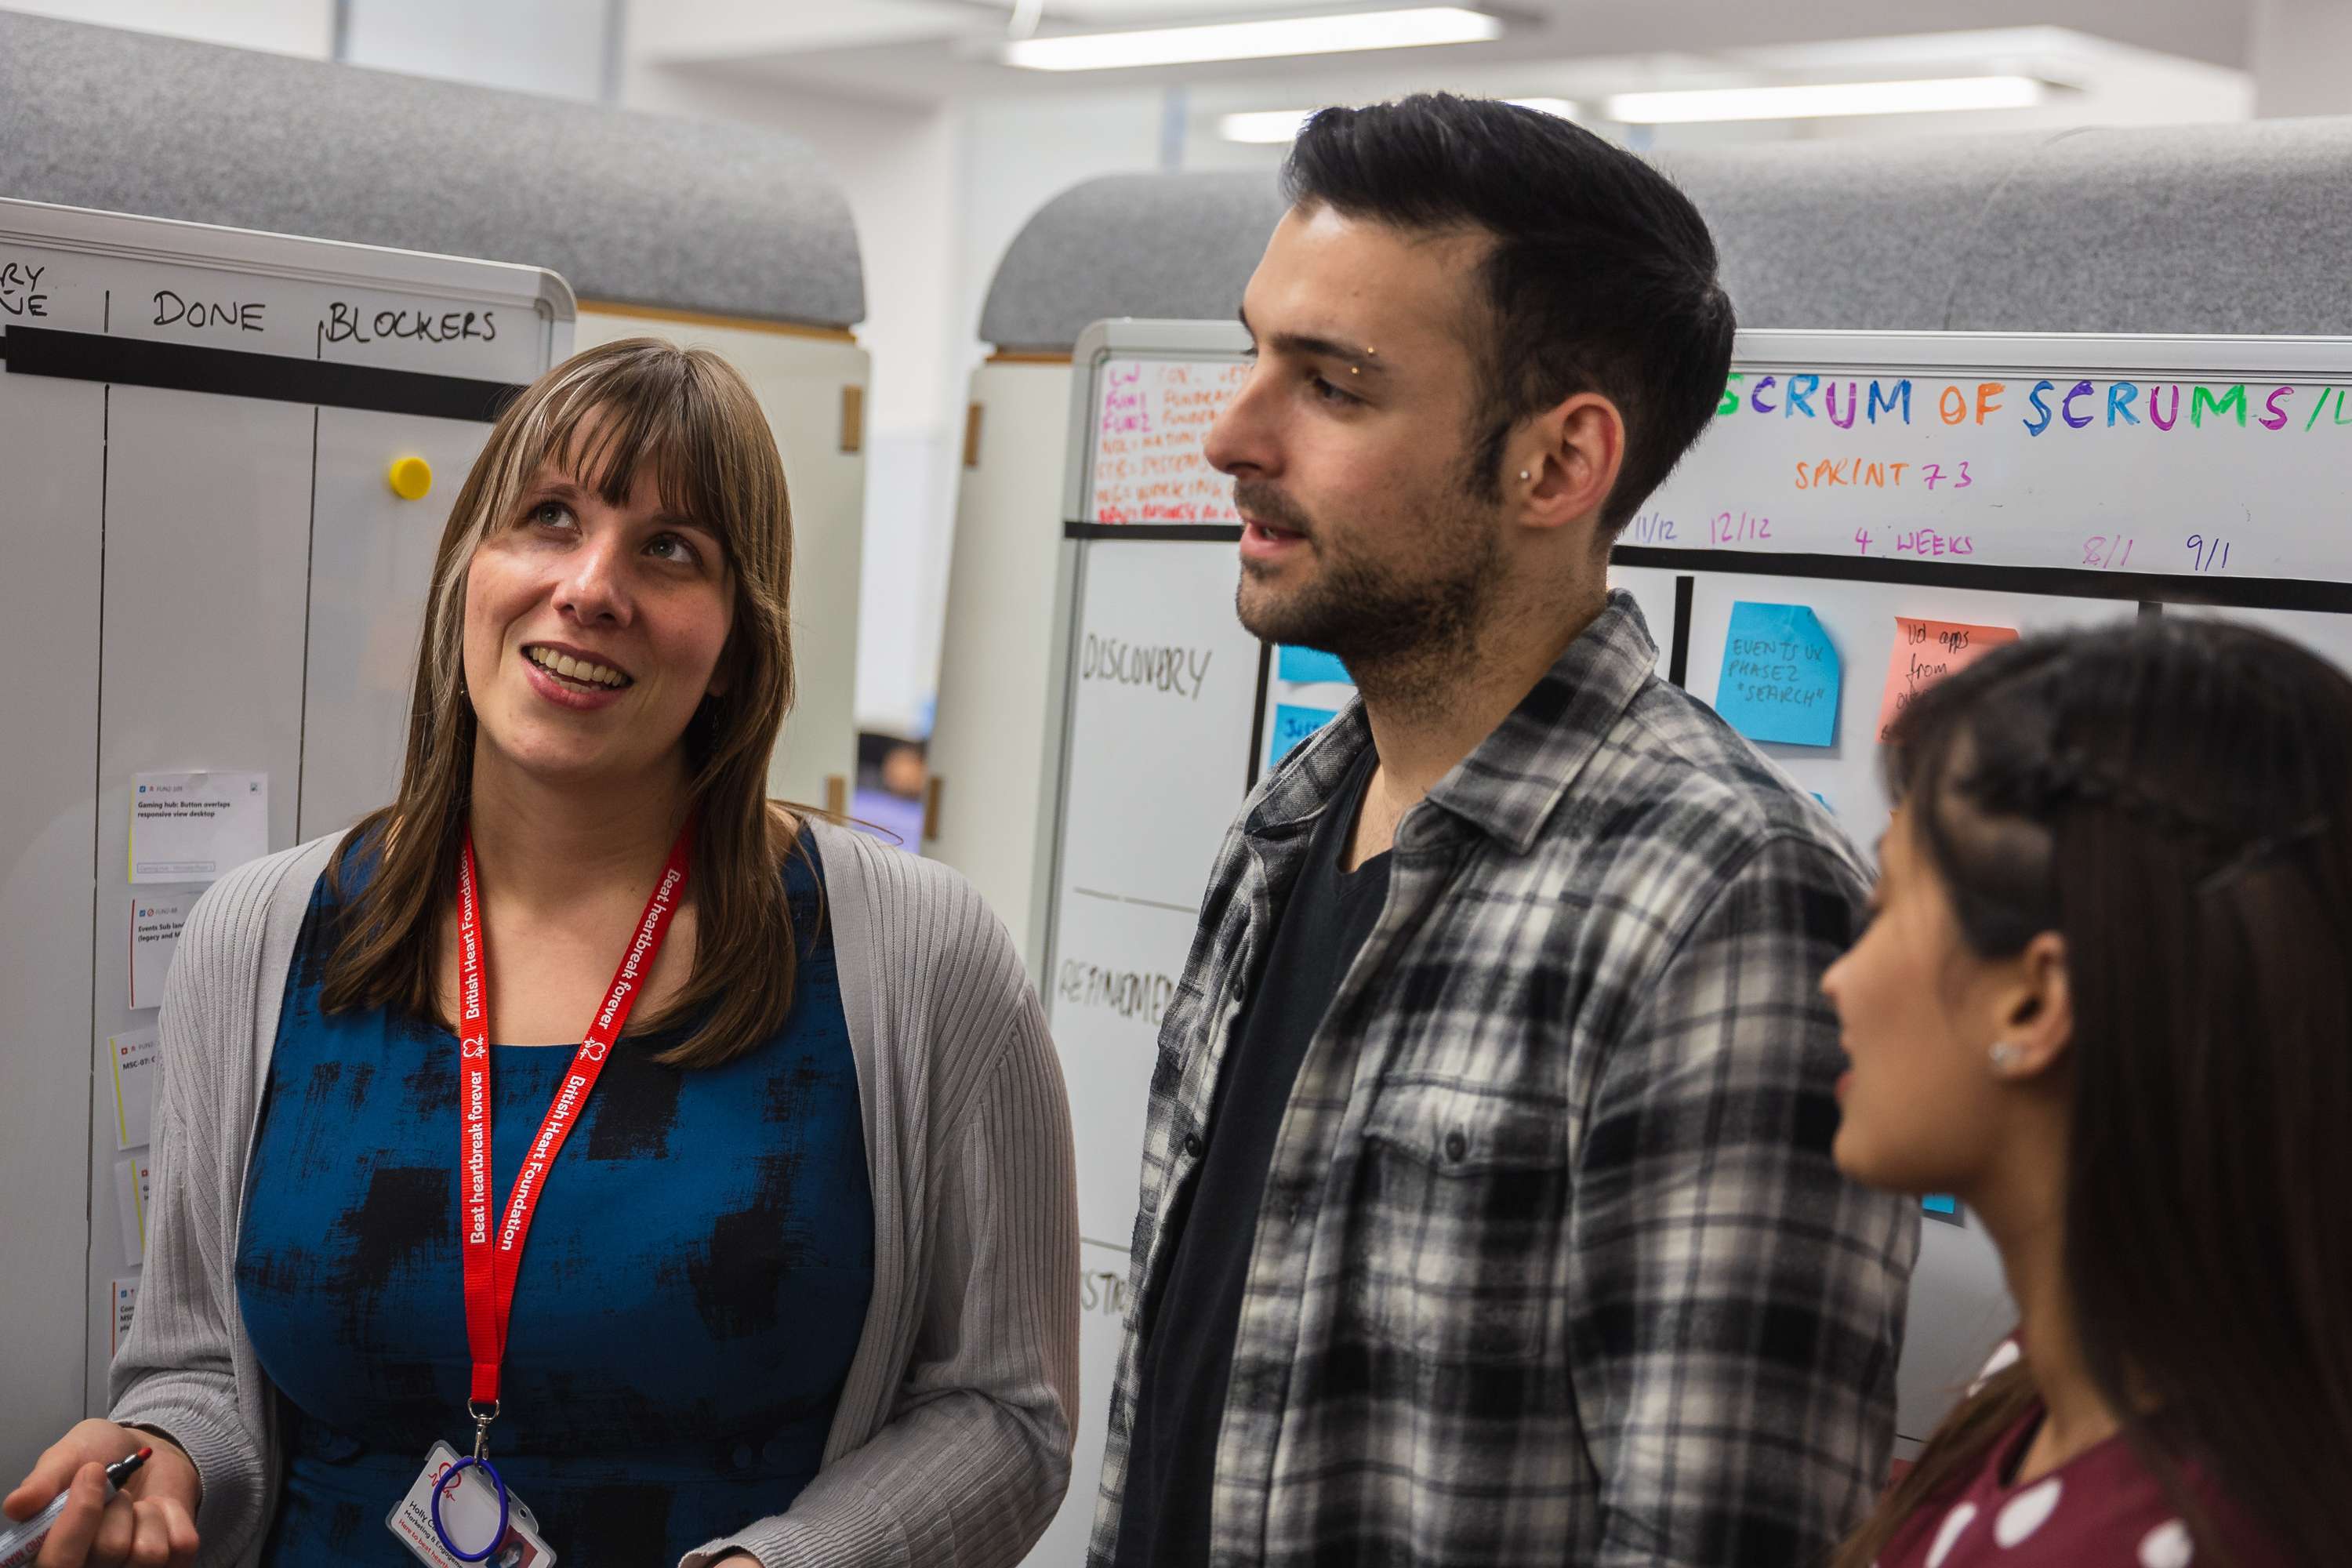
1093,96,1918,1568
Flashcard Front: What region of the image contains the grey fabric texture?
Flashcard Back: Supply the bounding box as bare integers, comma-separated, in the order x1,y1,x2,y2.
978,172,1284,352
1945,118,2352,333
0,11,863,328
978,118,2352,350
107,819,1077,1568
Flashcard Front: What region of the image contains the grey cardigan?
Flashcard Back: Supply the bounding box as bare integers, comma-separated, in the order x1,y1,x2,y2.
110,820,1079,1568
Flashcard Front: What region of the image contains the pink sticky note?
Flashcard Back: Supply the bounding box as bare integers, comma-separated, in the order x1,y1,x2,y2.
1878,618,2020,742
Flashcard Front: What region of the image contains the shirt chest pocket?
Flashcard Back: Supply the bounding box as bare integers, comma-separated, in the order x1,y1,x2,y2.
1348,1082,1569,1365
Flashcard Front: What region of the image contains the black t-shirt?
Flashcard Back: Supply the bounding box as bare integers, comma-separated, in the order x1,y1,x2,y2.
1113,746,1392,1568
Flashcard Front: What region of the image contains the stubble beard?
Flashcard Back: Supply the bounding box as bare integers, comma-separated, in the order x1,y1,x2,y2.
1233,474,1505,718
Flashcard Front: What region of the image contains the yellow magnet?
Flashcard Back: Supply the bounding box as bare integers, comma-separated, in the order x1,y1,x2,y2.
387,456,433,500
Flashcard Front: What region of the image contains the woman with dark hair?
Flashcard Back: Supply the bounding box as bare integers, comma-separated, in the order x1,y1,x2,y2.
1823,616,2351,1568
5,339,1077,1568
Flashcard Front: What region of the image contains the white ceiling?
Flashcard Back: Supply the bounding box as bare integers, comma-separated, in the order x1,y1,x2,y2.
635,0,2252,108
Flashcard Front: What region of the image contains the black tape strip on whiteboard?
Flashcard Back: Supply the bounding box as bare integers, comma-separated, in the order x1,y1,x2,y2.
1065,521,1243,542
1667,575,1694,688
0,325,524,423
1611,545,2352,616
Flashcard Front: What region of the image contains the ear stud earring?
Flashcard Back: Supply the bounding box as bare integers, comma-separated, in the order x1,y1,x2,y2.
1519,470,1531,481
1989,1042,2021,1073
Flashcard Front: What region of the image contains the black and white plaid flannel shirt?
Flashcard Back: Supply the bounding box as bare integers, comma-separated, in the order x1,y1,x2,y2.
1090,591,1919,1568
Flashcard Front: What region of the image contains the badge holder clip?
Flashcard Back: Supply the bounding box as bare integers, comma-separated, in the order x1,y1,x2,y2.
430,1402,510,1563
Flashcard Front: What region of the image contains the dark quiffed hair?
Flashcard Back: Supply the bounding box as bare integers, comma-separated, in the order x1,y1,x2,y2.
1833,617,2352,1568
1283,93,1734,530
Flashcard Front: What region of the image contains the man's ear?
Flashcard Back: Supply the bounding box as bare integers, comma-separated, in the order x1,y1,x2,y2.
1513,392,1625,540
1991,931,2074,1081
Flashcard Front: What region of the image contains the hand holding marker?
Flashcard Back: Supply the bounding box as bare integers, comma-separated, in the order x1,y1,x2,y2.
0,1448,149,1566
0,1448,188,1568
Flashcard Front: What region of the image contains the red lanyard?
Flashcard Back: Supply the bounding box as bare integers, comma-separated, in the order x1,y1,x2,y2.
454,820,695,1421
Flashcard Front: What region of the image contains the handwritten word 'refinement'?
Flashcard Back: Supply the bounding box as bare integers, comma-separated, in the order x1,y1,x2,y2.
1082,633,1212,701
1058,960,1177,1028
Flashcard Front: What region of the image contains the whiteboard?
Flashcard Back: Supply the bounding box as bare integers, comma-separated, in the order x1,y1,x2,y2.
1639,331,2352,591
0,197,568,1476
1027,321,2352,1542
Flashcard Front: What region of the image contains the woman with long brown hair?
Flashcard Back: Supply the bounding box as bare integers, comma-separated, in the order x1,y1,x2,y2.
4,339,1078,1568
1823,616,2351,1568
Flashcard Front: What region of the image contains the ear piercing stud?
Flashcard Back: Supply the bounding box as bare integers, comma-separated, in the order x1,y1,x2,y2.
1989,1042,2021,1073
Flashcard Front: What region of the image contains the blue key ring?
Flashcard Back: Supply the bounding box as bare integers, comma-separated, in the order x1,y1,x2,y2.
429,1454,510,1563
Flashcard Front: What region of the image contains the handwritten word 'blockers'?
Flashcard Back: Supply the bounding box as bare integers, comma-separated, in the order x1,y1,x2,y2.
1716,602,1841,748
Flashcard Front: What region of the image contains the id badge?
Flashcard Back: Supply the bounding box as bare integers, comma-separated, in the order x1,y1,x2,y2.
386,1442,557,1568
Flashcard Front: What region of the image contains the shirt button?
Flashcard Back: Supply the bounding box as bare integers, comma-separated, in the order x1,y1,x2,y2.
731,1444,755,1471
1444,1131,1469,1163
1182,1132,1206,1158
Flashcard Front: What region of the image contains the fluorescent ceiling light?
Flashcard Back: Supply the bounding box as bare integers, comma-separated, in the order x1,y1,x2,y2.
1221,97,1574,143
1004,7,1501,71
1606,75,2046,123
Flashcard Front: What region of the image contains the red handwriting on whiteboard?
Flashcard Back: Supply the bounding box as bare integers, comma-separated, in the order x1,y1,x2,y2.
1092,360,1253,524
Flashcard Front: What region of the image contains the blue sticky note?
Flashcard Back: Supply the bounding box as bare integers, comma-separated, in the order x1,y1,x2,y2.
1277,645,1352,685
1922,1194,1962,1225
1269,703,1340,768
1715,602,1841,747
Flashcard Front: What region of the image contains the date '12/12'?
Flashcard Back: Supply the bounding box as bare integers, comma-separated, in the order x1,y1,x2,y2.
1710,510,1773,546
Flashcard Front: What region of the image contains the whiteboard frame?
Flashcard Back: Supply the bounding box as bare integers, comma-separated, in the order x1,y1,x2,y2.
1028,318,2352,1462
1029,318,1253,981
0,197,575,323
1726,327,2352,380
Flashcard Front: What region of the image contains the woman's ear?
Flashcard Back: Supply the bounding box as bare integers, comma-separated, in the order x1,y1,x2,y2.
1991,931,2073,1080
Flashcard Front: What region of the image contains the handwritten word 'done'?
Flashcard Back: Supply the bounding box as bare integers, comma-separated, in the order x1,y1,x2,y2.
1082,633,1212,701
153,289,264,332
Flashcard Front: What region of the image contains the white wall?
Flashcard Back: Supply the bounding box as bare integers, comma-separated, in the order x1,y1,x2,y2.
343,0,613,101
622,53,975,739
0,0,328,53
2249,0,2352,115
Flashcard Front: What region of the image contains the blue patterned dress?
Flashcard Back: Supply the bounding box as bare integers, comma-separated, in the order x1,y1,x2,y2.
234,841,873,1566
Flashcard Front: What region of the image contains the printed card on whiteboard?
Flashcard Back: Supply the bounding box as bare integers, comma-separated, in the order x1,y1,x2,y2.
1877,619,2019,742
115,1152,151,1267
131,770,268,884
111,1026,161,1150
130,892,193,1008
111,1277,140,1359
